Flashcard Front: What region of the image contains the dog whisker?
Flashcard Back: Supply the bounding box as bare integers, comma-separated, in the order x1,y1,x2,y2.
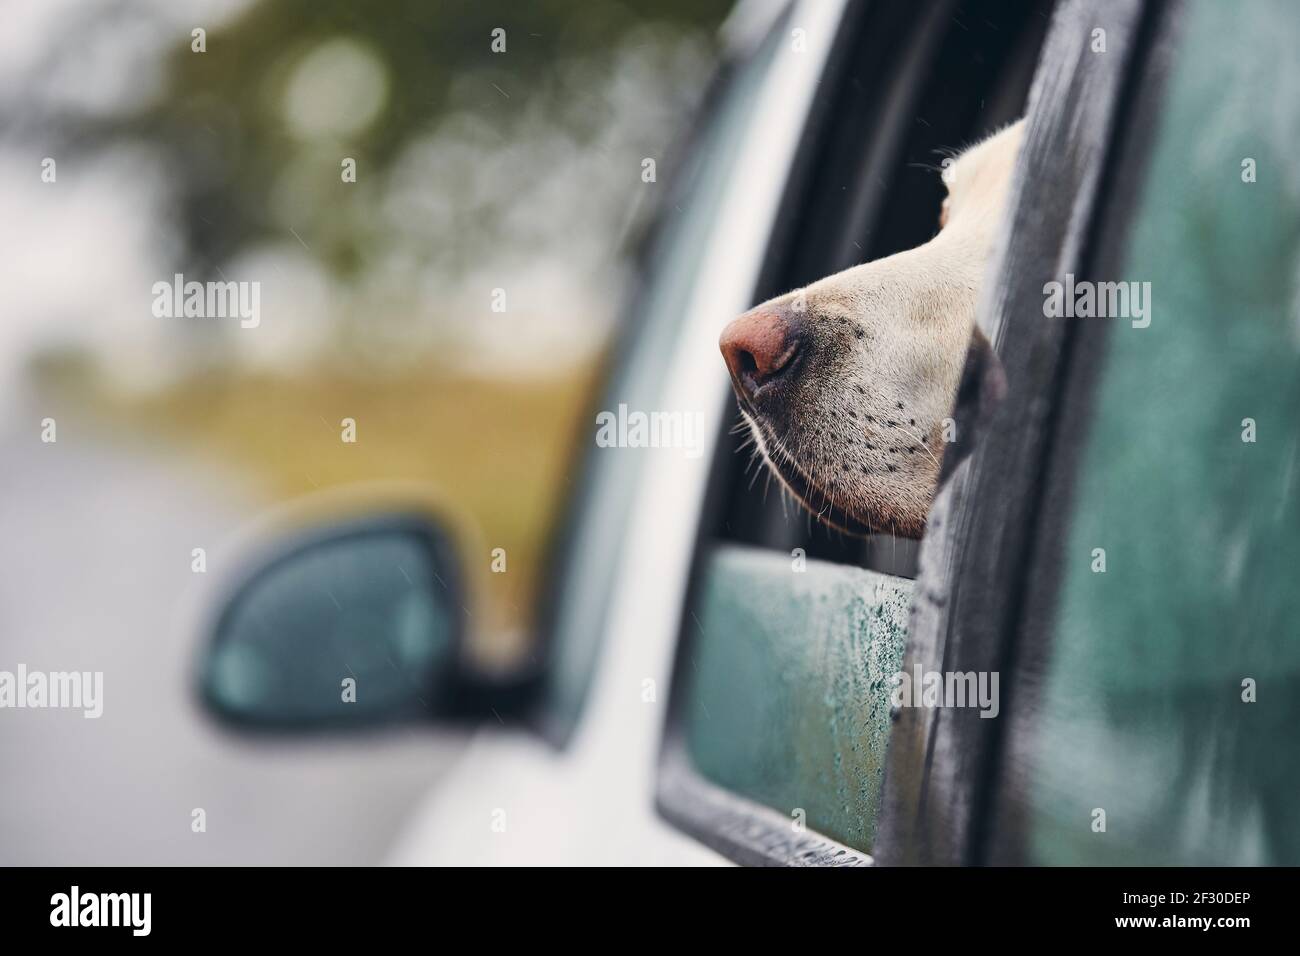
715,121,1023,542
893,422,944,470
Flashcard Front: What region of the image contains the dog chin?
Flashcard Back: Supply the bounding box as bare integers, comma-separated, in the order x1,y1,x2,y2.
743,411,901,538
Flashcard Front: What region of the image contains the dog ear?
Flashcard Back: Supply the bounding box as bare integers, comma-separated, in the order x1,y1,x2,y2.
938,327,1007,486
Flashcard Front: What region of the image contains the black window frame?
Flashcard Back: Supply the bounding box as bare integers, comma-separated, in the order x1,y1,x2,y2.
654,0,1063,866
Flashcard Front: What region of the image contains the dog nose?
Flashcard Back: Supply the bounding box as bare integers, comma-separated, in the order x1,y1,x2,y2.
719,305,802,399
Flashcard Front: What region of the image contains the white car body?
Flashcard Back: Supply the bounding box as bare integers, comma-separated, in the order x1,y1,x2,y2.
387,0,848,866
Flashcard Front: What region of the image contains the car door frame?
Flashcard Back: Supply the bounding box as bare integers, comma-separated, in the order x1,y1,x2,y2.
654,0,1048,867
873,0,1179,866
654,0,1183,867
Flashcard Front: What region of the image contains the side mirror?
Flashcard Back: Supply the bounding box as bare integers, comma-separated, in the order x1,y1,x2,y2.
198,514,466,729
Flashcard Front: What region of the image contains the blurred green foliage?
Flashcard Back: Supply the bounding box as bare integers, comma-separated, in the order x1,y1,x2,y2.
26,0,735,662
129,0,733,276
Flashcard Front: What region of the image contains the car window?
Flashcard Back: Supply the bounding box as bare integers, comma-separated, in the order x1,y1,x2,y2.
537,14,791,743
1022,0,1300,864
663,0,1051,860
685,546,912,849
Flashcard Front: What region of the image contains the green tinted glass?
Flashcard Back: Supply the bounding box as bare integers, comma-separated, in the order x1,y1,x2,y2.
682,545,911,851
1030,0,1300,864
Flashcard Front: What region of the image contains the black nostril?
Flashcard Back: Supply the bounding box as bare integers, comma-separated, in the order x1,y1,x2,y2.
748,343,798,391
719,305,805,399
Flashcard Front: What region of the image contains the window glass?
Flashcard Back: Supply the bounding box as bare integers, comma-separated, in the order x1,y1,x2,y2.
1029,0,1300,864
684,546,911,850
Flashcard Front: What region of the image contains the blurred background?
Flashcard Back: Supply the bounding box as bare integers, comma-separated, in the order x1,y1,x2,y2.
0,0,733,864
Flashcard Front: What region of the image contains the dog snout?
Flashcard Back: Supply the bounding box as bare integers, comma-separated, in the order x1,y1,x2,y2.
719,305,804,401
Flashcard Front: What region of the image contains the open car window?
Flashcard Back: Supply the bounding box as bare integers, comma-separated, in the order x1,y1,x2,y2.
658,0,1052,864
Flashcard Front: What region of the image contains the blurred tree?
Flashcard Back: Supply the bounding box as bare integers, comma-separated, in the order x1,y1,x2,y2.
130,0,734,278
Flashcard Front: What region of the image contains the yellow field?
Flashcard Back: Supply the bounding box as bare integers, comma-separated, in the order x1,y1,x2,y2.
55,356,604,667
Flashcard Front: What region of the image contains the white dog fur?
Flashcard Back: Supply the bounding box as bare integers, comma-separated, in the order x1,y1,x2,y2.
720,119,1024,537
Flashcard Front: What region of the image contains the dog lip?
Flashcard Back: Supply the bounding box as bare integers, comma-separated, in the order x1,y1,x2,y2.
726,351,879,535
741,411,879,537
